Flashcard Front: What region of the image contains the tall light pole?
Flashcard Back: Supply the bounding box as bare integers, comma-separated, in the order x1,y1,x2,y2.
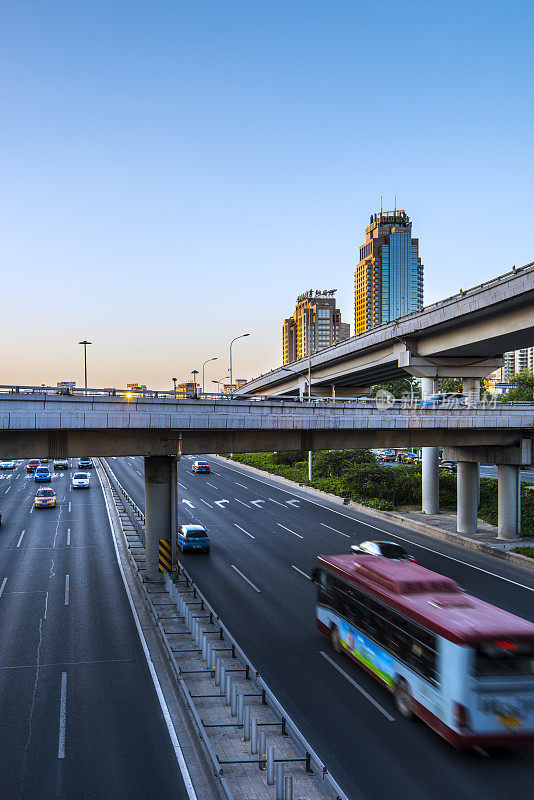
229,333,250,396
212,376,229,394
172,377,177,397
78,340,92,395
191,370,199,396
202,357,217,394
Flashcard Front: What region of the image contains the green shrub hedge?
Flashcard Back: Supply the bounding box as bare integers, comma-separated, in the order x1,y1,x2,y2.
227,451,534,537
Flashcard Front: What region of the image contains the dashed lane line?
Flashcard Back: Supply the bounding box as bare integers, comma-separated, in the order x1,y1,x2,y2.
17,530,25,548
234,524,255,540
200,499,213,509
291,565,311,579
206,482,218,489
320,522,350,538
67,529,71,546
58,672,67,758
234,498,251,509
230,564,261,593
276,523,303,539
0,578,7,599
320,651,395,722
64,575,70,606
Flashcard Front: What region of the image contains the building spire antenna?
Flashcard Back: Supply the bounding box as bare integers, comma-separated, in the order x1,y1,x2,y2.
380,195,383,215
394,195,396,214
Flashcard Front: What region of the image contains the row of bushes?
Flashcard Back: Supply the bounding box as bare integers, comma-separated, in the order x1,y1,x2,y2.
227,450,534,537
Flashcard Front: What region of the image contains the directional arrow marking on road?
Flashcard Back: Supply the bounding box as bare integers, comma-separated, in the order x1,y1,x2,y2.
181,499,195,508
214,499,229,509
286,499,300,507
250,500,265,508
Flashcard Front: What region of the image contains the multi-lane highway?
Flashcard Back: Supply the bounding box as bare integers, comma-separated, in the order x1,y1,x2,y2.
108,454,534,800
0,462,190,800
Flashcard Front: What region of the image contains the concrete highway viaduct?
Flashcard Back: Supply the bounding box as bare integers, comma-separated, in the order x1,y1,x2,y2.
0,391,532,580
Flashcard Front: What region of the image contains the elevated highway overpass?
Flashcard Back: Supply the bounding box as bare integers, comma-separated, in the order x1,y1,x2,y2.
0,389,532,576
238,262,534,397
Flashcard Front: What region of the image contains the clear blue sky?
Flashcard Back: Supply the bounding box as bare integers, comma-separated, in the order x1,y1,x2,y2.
1,0,532,388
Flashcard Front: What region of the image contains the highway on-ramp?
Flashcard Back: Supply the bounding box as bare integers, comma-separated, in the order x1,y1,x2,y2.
108,454,534,800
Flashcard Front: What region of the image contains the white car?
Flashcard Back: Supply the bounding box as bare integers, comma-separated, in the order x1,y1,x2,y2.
351,541,416,562
72,471,90,489
0,460,15,470
191,460,211,474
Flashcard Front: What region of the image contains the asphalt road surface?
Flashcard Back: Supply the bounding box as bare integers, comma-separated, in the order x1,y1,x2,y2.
0,461,190,800
107,454,534,800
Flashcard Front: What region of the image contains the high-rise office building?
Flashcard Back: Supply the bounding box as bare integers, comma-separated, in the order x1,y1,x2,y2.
354,209,424,334
282,290,350,365
504,347,534,381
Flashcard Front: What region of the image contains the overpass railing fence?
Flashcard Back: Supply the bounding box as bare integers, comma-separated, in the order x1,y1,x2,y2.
100,458,352,800
101,458,145,543
0,383,529,408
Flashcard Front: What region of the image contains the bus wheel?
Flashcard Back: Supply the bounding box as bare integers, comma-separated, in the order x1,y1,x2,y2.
330,625,342,654
395,678,414,719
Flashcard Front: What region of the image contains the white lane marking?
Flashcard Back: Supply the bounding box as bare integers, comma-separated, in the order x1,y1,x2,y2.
214,499,229,509
200,499,213,509
234,524,255,540
250,499,265,508
182,499,195,508
231,564,261,592
0,577,7,598
64,575,70,606
97,464,199,800
29,505,33,514
58,672,67,758
136,469,142,476
291,565,310,579
269,498,286,507
67,528,71,546
217,460,534,592
178,482,187,490
286,499,300,507
276,522,303,539
5,486,10,494
321,522,350,538
234,498,251,509
68,501,71,512
320,651,395,721
235,482,252,491
17,530,25,548
206,482,218,489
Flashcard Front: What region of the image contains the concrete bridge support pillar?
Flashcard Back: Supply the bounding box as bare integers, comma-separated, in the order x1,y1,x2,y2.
144,455,178,581
457,461,478,534
462,379,481,510
421,377,439,515
498,464,521,539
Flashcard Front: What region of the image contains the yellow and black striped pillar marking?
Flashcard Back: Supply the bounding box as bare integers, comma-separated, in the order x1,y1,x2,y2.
158,538,172,572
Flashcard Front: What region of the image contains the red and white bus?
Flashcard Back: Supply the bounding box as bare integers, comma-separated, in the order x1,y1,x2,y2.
313,553,534,748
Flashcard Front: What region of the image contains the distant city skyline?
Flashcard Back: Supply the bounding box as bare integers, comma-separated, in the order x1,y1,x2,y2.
1,1,533,387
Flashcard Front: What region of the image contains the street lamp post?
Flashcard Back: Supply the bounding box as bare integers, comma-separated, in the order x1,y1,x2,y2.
202,357,217,394
191,370,199,396
78,340,92,396
229,333,250,396
172,377,177,397
212,376,229,395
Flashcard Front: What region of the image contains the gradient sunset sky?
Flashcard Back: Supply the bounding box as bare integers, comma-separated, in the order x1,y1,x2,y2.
2,1,532,388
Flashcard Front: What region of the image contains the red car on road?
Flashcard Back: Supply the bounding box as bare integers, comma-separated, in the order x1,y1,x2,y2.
26,459,41,472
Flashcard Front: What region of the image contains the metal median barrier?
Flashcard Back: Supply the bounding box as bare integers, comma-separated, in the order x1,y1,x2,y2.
99,457,354,800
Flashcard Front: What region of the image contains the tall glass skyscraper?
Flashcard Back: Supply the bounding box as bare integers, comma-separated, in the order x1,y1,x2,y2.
354,209,424,334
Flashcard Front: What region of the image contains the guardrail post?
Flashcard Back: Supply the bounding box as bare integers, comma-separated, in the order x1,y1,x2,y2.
219,666,226,695
251,717,258,753
208,645,216,671
276,763,284,800
243,706,251,741
258,731,267,770
206,642,212,668
201,633,208,661
284,775,293,800
267,746,275,784
225,674,232,705
215,658,221,686
237,693,244,724
230,684,238,716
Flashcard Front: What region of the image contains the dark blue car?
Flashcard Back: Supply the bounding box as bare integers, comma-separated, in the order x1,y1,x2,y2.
177,524,210,553
34,467,51,482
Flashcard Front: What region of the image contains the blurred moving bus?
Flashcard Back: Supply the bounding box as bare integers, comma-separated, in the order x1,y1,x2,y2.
312,554,534,748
